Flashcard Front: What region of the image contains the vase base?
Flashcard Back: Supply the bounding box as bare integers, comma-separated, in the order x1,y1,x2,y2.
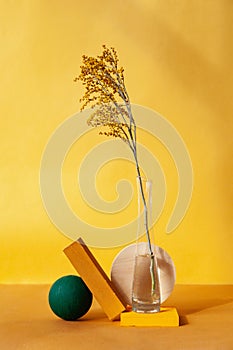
132,299,160,313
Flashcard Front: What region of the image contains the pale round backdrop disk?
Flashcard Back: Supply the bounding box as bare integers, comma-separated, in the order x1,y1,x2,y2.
110,242,176,305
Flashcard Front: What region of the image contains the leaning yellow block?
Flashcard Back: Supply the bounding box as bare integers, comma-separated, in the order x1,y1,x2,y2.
120,307,179,327
64,238,126,321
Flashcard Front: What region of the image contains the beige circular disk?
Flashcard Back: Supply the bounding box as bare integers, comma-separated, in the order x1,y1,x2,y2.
110,242,176,305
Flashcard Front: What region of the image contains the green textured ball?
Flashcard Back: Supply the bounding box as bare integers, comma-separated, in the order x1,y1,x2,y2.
48,275,93,321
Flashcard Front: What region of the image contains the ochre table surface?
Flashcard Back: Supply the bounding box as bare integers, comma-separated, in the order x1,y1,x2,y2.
0,285,232,350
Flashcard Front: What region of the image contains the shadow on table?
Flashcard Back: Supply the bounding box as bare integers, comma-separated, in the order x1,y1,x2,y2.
163,285,233,326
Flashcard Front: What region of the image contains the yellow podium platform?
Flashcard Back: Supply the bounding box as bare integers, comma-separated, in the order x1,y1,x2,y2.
121,307,179,327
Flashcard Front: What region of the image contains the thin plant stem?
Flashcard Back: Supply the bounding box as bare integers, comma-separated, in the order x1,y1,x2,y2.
134,159,156,293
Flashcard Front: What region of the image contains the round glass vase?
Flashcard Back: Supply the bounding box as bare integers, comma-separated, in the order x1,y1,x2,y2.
132,177,161,313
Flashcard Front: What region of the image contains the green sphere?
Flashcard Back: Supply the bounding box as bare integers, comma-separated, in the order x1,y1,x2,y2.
48,275,93,321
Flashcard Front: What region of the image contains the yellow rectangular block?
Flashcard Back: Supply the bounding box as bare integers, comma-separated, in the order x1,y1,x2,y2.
63,238,126,321
121,307,179,327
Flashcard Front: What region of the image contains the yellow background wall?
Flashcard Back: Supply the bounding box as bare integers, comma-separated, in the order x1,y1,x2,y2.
1,0,232,284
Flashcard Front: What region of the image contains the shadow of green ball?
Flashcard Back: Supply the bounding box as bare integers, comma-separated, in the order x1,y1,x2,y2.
48,275,93,321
